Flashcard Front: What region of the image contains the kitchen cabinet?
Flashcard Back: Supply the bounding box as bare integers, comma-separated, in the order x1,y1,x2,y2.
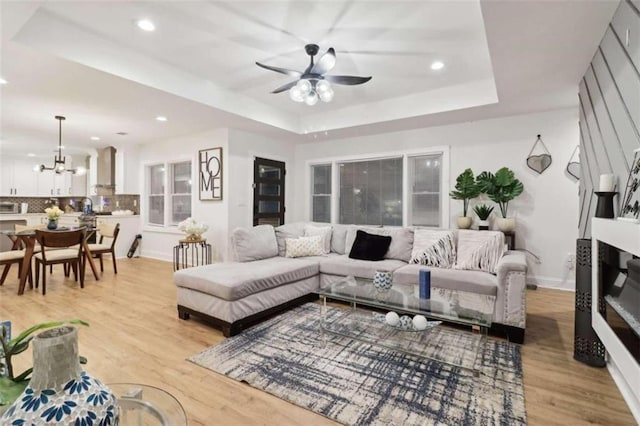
0,159,40,196
72,173,87,197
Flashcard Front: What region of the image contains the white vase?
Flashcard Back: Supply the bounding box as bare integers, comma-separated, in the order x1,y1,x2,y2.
456,216,473,229
497,217,516,232
478,219,490,230
1,326,119,425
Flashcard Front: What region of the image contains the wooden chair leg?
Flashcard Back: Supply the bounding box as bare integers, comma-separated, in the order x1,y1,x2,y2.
17,262,21,279
49,264,53,274
35,261,40,289
79,260,84,289
0,264,11,286
28,265,33,289
42,263,47,295
99,255,104,272
112,250,117,274
72,263,78,281
64,263,69,277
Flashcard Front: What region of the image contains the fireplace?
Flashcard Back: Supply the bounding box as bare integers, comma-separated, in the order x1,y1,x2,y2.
592,218,640,421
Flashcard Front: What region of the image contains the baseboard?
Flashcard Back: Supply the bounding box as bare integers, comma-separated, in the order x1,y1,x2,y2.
140,250,173,263
607,357,640,424
527,275,575,291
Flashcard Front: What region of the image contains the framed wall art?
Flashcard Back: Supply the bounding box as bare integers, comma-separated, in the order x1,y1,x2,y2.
619,148,640,223
199,147,223,201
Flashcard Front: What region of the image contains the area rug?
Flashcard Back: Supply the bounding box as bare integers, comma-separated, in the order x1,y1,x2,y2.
188,303,526,425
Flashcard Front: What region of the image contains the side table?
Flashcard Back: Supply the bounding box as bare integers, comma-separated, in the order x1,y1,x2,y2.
173,237,212,271
503,231,516,250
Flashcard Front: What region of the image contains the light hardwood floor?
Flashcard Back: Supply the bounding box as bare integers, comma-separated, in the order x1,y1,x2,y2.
0,257,636,425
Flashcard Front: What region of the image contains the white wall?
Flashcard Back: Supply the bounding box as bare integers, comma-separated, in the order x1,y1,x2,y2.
137,128,229,262
293,108,580,290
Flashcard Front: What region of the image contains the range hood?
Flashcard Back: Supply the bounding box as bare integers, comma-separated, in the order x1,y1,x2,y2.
95,146,116,195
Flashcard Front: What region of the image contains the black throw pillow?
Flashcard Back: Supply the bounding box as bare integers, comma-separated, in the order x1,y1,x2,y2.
348,230,392,261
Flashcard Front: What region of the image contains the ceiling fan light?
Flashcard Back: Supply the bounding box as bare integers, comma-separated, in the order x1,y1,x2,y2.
296,79,312,95
55,164,66,173
319,88,334,102
289,86,304,102
316,80,331,94
304,91,319,106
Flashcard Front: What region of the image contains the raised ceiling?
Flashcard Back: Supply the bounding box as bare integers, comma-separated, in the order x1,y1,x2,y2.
0,0,619,156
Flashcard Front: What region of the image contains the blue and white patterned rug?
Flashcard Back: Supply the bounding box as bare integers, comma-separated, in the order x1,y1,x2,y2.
189,303,526,425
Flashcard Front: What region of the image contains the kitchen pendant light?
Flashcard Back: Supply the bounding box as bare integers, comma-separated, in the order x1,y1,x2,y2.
40,116,85,175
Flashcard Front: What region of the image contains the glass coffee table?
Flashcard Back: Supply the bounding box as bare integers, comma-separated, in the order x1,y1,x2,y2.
109,383,187,426
315,276,496,376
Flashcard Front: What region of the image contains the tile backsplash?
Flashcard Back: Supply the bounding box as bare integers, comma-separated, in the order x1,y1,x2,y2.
0,194,140,214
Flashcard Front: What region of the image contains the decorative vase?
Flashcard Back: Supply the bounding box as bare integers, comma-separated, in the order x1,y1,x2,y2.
496,217,516,232
373,271,393,292
478,220,490,230
1,326,119,425
456,216,472,229
47,219,58,230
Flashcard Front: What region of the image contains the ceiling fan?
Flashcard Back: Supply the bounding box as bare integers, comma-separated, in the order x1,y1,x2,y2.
256,44,372,105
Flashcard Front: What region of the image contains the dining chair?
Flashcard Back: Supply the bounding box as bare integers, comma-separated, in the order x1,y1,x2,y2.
88,222,120,274
33,228,86,295
0,249,32,288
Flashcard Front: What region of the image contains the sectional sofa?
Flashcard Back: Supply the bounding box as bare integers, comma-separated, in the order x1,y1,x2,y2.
174,222,528,343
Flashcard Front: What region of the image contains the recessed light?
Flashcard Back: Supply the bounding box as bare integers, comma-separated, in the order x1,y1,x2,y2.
27,153,35,157
90,136,100,141
430,61,445,71
0,78,7,85
155,116,167,122
137,19,155,32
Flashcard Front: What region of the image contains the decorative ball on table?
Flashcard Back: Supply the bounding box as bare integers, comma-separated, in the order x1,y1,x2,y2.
385,311,400,327
412,315,428,331
177,217,209,240
398,315,413,330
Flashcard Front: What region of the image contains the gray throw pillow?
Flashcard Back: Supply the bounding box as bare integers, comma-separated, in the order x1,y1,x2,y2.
231,225,278,262
274,223,306,257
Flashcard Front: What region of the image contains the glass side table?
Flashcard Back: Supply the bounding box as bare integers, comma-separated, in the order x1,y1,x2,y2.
173,237,212,271
109,383,187,425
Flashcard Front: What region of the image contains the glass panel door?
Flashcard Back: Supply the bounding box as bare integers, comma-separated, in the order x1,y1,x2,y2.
253,157,286,226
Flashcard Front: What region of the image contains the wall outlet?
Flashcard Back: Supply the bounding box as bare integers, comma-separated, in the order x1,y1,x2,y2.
566,253,576,270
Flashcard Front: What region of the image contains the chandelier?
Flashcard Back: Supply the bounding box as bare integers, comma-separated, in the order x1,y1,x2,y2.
40,116,85,175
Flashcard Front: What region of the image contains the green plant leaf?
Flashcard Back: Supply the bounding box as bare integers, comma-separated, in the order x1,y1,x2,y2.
0,377,28,406
13,368,32,383
79,356,87,365
494,167,515,186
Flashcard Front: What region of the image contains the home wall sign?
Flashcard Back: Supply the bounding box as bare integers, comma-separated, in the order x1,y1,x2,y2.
526,134,552,174
566,145,580,180
199,147,223,201
619,148,640,223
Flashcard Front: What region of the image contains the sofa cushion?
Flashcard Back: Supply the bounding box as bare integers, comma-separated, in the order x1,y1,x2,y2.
174,257,319,301
231,225,279,262
331,224,352,254
345,226,413,262
393,264,498,296
349,230,392,261
410,229,456,267
274,223,306,257
320,255,406,279
454,230,505,274
286,235,324,258
304,224,332,254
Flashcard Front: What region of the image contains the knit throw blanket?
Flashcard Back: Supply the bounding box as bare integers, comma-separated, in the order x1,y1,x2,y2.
454,230,505,274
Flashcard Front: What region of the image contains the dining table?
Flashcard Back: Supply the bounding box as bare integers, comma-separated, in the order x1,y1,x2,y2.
1,226,100,295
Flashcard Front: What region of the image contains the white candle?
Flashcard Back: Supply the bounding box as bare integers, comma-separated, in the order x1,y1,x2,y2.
599,174,615,192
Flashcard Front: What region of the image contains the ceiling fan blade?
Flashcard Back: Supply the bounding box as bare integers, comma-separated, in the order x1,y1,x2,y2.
271,80,298,94
324,75,372,85
256,62,302,78
311,48,336,75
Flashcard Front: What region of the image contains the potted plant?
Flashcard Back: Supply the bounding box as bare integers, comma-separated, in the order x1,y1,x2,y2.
449,168,480,229
0,320,88,414
476,167,524,232
473,204,494,230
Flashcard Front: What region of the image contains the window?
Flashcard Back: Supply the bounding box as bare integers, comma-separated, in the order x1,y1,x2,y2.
308,148,447,227
408,154,442,227
146,160,192,227
339,158,403,226
171,162,192,225
311,164,331,223
148,164,165,226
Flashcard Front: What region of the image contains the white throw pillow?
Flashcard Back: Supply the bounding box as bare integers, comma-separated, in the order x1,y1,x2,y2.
410,229,456,268
454,230,505,274
285,235,324,258
304,224,332,254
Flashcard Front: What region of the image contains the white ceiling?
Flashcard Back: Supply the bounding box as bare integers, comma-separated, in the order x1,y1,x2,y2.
0,0,619,156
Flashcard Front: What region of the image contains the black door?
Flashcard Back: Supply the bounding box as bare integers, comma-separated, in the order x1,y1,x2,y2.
253,157,285,226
